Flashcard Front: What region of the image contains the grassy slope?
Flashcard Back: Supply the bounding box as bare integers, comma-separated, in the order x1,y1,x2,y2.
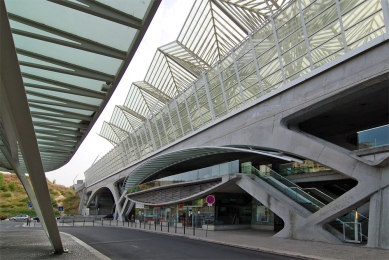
0,172,80,218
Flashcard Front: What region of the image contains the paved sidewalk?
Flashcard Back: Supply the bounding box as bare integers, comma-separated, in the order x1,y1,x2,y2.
11,221,389,259
0,230,109,259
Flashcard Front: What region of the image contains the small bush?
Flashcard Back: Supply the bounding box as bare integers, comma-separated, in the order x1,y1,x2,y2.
1,192,13,198
8,182,17,191
51,189,60,196
50,195,58,208
20,196,30,203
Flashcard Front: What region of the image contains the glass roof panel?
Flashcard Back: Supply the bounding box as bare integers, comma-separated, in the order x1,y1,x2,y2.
24,86,102,106
13,35,121,75
20,66,105,92
5,0,138,51
9,20,79,44
97,0,152,19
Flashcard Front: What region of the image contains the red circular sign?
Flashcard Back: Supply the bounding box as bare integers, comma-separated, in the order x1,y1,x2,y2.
206,195,215,204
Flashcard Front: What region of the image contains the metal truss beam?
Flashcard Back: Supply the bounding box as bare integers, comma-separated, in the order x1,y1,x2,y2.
23,73,106,99
36,135,78,144
116,105,146,121
134,82,171,103
211,0,249,35
32,116,88,129
98,133,117,146
8,13,126,60
17,48,115,82
107,122,130,137
26,90,99,111
48,0,143,30
30,107,93,122
38,140,76,147
34,128,82,138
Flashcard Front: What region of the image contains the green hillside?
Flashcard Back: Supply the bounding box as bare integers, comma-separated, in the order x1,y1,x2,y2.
0,172,80,218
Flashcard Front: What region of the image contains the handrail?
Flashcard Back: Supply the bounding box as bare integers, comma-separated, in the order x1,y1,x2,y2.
250,165,369,239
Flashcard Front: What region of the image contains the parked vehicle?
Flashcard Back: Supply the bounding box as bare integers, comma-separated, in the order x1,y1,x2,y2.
10,214,29,221
59,214,74,219
101,214,113,220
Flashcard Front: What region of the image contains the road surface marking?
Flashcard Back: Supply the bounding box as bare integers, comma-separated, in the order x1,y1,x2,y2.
88,238,150,245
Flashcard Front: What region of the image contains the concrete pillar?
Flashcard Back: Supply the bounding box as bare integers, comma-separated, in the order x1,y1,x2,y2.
367,186,389,249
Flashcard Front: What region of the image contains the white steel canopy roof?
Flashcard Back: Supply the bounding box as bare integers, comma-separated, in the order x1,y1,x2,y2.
0,0,160,172
123,146,301,190
100,0,290,145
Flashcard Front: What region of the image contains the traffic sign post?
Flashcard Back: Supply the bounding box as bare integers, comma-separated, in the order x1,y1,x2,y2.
58,206,64,212
28,203,33,210
205,195,215,237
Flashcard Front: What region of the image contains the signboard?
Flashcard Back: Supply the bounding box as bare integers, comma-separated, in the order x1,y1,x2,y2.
135,203,144,209
28,203,33,210
206,195,215,206
58,206,64,212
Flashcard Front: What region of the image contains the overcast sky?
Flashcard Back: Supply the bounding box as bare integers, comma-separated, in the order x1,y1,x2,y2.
45,0,195,187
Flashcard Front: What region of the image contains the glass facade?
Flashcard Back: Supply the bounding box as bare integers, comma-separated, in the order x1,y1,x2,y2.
358,125,389,149
133,194,277,229
278,160,331,176
128,160,239,193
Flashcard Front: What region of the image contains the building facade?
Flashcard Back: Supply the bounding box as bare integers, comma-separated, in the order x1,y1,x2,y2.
81,0,389,249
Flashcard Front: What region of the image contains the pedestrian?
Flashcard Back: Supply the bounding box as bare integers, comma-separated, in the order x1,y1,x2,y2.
131,214,135,222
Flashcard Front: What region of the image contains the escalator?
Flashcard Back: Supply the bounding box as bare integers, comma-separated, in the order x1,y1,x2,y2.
248,166,368,243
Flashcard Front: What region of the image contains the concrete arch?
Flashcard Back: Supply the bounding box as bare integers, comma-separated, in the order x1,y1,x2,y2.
86,186,115,216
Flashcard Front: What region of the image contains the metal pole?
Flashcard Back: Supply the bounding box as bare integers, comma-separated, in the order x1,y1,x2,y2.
83,220,85,226
168,222,169,233
93,219,94,227
155,221,156,230
73,219,74,226
206,206,210,237
354,208,358,242
116,220,118,226
161,222,162,232
128,220,129,227
193,215,195,236
140,221,141,229
110,220,111,226
184,221,185,235
175,219,177,233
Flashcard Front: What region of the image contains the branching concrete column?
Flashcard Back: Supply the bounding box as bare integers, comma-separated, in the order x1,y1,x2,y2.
367,185,389,249
107,183,123,221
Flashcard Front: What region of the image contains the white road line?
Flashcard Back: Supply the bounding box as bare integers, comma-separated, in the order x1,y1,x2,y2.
88,238,150,245
6,226,10,228
131,245,139,249
15,225,20,228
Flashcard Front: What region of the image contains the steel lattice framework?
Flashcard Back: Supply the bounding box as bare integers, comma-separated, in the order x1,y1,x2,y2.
99,0,290,145
90,0,389,187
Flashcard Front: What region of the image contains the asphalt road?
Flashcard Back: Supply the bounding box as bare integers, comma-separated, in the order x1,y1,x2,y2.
59,226,298,260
